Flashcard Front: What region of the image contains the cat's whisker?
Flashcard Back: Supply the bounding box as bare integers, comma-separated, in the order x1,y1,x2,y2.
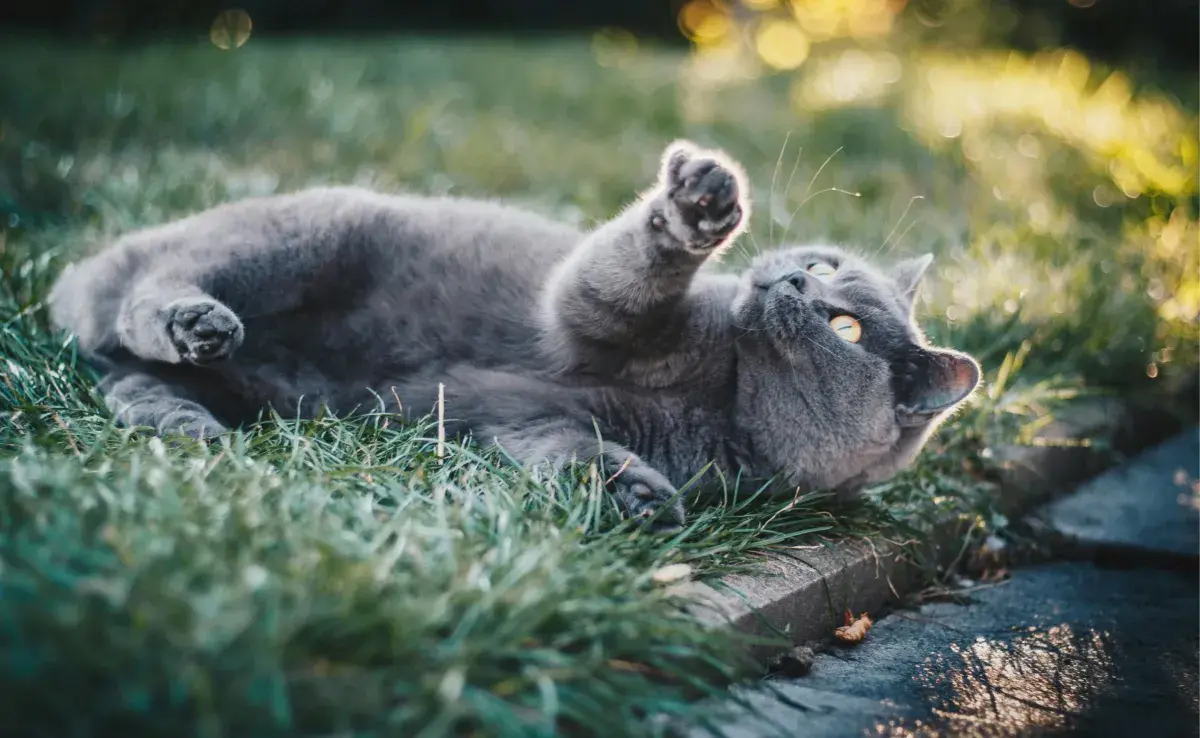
798,187,861,209
811,339,839,360
771,146,851,248
885,219,921,257
743,228,766,258
774,187,862,250
802,147,843,202
775,202,805,249
774,142,804,250
798,331,839,359
725,234,755,265
875,195,924,259
767,131,792,251
732,320,769,336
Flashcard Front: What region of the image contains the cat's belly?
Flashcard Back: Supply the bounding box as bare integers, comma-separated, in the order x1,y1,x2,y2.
214,305,546,419
207,215,569,418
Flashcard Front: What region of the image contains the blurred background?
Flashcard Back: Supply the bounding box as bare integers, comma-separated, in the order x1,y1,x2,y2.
1,0,1197,411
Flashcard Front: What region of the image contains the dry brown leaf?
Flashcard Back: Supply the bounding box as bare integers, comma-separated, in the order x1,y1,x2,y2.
980,567,1011,583
833,610,873,644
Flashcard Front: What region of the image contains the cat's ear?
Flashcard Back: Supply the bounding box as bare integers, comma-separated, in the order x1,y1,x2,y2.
890,253,934,303
896,347,980,422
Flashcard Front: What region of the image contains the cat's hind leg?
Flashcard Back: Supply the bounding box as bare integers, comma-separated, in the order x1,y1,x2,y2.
99,366,229,439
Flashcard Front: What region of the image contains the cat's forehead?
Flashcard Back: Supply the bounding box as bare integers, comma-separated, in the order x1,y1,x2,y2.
756,245,897,297
756,244,873,274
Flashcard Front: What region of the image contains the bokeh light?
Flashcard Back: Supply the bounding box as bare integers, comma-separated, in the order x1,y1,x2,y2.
210,8,252,50
754,18,810,70
677,0,733,45
788,0,907,41
792,49,902,107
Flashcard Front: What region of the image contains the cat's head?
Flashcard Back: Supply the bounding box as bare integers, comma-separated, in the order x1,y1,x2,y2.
729,244,980,497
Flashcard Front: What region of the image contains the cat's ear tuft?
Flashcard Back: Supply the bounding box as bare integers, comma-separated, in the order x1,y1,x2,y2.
891,253,934,303
898,348,980,419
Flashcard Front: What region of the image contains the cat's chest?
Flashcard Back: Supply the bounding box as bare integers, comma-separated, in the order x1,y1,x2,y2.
598,389,736,483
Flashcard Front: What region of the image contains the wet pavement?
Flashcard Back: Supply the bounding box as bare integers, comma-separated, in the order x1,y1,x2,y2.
702,562,1198,737
699,429,1200,738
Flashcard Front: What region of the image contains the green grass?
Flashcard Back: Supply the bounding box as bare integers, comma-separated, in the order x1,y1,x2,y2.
0,14,1196,737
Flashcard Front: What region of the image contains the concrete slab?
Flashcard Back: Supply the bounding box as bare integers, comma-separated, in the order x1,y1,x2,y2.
1039,427,1199,559
675,540,931,661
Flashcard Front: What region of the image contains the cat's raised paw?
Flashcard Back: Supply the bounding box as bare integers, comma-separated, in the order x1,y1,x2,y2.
166,298,244,365
658,144,746,252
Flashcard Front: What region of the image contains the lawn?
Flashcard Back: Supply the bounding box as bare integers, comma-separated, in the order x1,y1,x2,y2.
0,4,1196,735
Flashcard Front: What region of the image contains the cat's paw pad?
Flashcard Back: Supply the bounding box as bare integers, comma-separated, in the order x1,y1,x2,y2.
612,470,686,534
166,298,244,365
657,142,746,252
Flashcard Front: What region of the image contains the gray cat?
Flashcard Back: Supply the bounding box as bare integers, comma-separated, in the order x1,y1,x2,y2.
48,140,980,530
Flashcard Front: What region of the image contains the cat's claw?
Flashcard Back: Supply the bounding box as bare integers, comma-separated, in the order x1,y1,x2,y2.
166,298,244,365
659,144,746,252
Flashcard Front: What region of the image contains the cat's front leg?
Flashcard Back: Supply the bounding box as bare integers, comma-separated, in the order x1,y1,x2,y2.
596,448,687,532
467,413,686,531
399,351,690,531
541,141,750,357
117,282,245,365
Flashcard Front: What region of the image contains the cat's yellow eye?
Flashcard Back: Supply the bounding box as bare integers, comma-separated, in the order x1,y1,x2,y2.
807,262,837,281
829,315,862,343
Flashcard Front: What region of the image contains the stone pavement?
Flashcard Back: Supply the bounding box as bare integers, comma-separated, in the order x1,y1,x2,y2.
1038,427,1199,560
696,428,1200,738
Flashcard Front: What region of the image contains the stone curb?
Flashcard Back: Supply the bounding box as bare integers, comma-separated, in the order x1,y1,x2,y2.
676,396,1184,660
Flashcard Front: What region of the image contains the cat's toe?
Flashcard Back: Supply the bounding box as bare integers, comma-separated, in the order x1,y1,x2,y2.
167,299,245,365
666,156,746,250
162,411,228,440
614,478,687,533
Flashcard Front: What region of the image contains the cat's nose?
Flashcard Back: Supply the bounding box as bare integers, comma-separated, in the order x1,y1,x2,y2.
784,270,812,294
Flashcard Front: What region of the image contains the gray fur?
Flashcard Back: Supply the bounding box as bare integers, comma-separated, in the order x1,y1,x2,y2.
49,141,980,530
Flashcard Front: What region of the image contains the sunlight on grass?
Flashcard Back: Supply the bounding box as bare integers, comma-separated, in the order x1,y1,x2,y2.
906,50,1195,199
